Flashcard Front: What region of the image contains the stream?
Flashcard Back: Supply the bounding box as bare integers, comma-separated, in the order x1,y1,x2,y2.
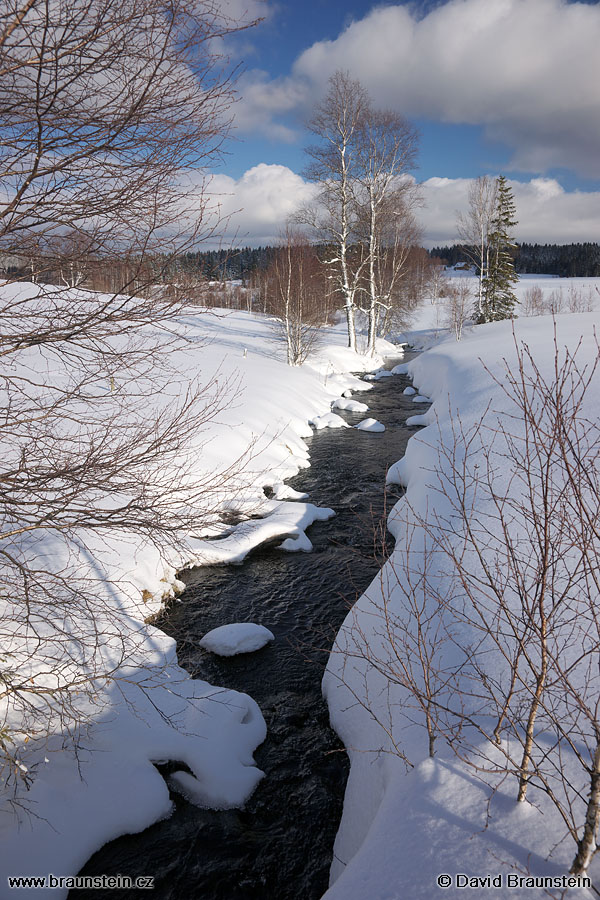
75,352,424,900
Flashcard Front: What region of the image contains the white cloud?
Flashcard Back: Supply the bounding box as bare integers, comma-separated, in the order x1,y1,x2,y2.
200,165,600,249
205,164,318,245
232,71,309,142
217,0,273,27
420,175,600,246
234,0,600,177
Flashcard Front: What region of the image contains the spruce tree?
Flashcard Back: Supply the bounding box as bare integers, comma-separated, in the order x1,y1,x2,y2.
478,175,519,323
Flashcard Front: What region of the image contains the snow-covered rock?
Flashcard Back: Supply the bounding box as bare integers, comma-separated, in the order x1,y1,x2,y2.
199,623,275,657
309,412,349,430
332,398,369,412
355,418,385,433
406,413,429,427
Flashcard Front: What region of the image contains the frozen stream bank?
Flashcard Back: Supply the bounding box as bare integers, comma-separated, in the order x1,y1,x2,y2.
74,354,425,900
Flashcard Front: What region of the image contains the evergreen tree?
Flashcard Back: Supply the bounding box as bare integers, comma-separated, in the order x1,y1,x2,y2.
478,175,519,323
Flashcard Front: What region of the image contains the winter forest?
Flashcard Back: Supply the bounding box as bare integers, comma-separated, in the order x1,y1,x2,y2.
1,1,600,899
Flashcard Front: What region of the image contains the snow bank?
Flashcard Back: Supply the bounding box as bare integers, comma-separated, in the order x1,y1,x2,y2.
324,309,600,899
0,285,398,896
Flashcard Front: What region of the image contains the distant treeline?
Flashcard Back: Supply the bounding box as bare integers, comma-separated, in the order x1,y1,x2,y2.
177,244,432,282
429,243,600,278
177,246,279,281
180,242,600,282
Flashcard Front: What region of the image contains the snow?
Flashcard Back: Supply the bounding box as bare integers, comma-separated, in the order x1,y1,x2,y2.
403,385,416,395
398,273,600,350
354,418,385,433
0,283,398,896
405,412,429,427
332,398,370,412
323,298,600,900
187,500,336,565
199,623,275,657
9,269,600,898
310,412,349,429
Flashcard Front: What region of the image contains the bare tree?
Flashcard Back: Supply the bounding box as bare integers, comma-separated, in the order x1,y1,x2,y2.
299,71,370,352
444,278,472,340
0,0,261,799
0,0,256,288
299,73,421,355
457,176,497,320
352,110,420,355
263,229,327,365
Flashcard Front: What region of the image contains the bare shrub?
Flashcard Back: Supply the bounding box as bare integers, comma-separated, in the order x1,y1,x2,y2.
263,229,327,365
0,0,260,801
340,327,600,874
568,285,595,313
522,285,545,316
444,278,472,340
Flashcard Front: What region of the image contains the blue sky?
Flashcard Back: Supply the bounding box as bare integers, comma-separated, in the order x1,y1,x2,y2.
210,0,600,247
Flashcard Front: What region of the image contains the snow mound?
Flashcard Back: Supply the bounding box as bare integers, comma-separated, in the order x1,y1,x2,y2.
168,770,248,810
189,501,335,566
310,412,349,430
390,363,408,375
199,623,275,657
355,418,386,433
373,370,394,380
278,532,313,552
332,398,369,412
271,482,308,501
412,394,431,403
406,413,428,427
403,386,416,395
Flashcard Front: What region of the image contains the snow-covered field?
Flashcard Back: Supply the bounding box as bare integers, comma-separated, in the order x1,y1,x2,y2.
405,269,600,347
0,285,394,895
3,274,600,899
323,277,600,899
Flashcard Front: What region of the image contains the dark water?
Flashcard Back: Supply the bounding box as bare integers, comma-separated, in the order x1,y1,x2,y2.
75,354,424,900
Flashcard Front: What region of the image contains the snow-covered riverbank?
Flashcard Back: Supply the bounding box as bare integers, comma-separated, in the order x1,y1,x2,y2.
0,287,395,895
324,305,600,899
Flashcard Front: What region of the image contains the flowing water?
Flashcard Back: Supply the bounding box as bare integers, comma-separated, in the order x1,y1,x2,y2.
75,354,424,900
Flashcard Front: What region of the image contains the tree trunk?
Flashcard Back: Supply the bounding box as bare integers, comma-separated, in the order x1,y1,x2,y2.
570,739,600,875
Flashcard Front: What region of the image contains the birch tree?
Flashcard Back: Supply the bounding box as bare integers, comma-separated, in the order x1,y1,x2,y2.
353,110,419,355
456,175,497,320
300,71,369,352
299,73,420,355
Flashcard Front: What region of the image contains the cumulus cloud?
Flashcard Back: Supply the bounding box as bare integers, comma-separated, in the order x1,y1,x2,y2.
420,176,600,246
205,164,318,245
234,0,600,177
200,165,600,249
233,71,310,142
